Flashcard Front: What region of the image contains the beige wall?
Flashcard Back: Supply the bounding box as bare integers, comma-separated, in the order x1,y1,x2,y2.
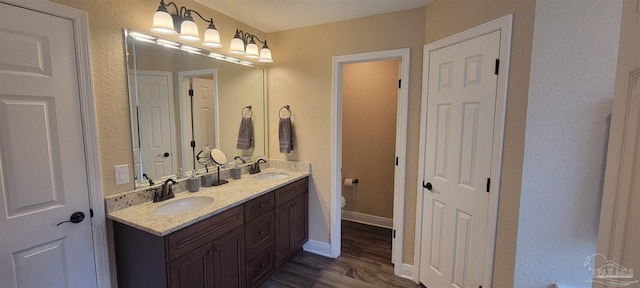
424,0,535,286
266,8,426,263
342,60,399,218
51,0,266,195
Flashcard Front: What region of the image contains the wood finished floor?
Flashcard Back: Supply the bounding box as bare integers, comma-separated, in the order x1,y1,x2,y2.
262,220,423,288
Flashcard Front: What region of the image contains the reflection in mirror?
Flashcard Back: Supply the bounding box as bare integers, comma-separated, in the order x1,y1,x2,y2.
125,29,267,188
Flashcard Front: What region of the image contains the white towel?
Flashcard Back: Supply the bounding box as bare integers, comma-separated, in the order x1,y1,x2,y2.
279,118,293,153
236,117,254,150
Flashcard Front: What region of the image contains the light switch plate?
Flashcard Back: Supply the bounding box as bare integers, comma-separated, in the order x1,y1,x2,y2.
114,164,129,185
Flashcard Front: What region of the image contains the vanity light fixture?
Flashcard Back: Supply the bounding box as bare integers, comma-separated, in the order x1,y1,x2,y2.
229,29,273,63
151,0,222,48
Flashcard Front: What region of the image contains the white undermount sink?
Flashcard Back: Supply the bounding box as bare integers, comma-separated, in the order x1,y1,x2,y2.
254,171,289,180
153,196,214,215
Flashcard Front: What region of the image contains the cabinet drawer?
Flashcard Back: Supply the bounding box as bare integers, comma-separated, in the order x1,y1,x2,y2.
244,192,274,222
245,245,275,288
166,205,244,261
245,211,275,255
275,178,308,206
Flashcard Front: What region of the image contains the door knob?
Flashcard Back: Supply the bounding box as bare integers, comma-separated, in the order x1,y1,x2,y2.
423,182,433,191
158,152,170,158
56,212,85,226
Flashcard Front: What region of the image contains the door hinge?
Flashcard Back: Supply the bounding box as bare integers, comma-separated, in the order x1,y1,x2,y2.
494,59,500,75
188,89,194,97
398,79,401,89
486,178,491,193
395,157,399,166
393,230,396,239
90,208,94,218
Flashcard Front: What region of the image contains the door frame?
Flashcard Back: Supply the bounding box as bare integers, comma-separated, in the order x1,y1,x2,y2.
178,69,219,173
330,48,410,276
414,15,512,286
0,0,110,287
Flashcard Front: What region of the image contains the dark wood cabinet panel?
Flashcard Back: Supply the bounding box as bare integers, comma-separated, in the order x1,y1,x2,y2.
292,193,309,251
275,191,308,268
275,178,308,205
246,246,276,288
213,226,245,288
168,243,215,288
244,193,274,222
167,206,244,261
245,211,275,255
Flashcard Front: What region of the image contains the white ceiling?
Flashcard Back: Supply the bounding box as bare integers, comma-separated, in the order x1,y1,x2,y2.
194,0,433,33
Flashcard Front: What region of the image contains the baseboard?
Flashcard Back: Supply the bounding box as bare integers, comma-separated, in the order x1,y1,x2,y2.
303,239,332,258
341,210,393,229
400,263,415,281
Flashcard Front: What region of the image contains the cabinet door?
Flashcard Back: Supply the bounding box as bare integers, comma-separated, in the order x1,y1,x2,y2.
168,243,215,288
213,226,246,288
292,193,308,251
275,202,293,268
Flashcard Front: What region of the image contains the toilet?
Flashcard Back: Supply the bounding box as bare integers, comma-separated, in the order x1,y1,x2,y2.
341,196,346,209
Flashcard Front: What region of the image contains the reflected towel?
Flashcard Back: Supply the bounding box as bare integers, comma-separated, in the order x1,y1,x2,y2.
279,117,293,153
236,117,254,150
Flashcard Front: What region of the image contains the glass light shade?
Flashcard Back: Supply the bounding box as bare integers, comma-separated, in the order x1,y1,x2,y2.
202,28,222,48
258,47,273,63
245,43,259,59
179,20,200,42
151,11,176,35
229,38,245,54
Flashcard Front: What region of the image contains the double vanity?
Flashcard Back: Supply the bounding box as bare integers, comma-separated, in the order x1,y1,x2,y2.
106,161,310,288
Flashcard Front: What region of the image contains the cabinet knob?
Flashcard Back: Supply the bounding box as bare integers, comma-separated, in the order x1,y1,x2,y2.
208,251,213,255
259,231,264,235
215,246,220,251
261,263,266,268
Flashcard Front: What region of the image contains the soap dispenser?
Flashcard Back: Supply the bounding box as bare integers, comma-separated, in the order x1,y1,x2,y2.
231,161,241,179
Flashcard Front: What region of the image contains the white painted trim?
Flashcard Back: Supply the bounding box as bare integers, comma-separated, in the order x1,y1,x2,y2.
303,239,332,257
331,49,410,277
400,263,414,280
341,211,393,229
414,15,512,287
0,0,111,287
132,70,178,185
597,69,640,269
177,69,219,174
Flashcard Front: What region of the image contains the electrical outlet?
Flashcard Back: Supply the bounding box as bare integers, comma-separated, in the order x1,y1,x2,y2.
114,164,129,185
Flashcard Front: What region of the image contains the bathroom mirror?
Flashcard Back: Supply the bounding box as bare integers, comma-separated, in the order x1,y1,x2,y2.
125,29,267,187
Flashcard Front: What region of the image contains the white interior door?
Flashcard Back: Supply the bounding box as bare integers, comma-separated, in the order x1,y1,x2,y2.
183,76,216,171
419,30,500,287
0,2,97,287
134,72,174,181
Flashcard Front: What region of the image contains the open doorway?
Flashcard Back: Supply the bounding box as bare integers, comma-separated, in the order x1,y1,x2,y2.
331,49,410,277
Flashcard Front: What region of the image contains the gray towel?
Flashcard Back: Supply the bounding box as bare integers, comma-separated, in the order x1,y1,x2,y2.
236,117,254,150
279,118,293,153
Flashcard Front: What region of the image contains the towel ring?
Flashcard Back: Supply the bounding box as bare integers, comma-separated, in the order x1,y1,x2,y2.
242,106,253,118
279,105,291,119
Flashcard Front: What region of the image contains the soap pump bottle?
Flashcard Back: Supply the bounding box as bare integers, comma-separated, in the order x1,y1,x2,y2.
188,171,200,192
231,161,241,179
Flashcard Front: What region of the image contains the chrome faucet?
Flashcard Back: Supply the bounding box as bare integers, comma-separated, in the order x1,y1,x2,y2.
154,178,176,202
250,159,267,174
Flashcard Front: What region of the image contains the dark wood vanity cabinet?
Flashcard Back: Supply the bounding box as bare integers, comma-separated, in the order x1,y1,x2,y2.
275,179,309,268
113,177,308,288
114,205,245,288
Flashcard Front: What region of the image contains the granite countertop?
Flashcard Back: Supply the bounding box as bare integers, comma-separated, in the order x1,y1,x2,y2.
107,165,310,236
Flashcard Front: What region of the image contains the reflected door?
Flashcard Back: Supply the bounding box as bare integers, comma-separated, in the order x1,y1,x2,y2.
419,30,500,287
183,76,216,171
0,3,97,287
133,71,174,181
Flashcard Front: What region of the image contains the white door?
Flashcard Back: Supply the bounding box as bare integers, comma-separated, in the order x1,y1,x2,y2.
133,72,174,181
183,77,215,171
0,2,98,287
419,30,500,287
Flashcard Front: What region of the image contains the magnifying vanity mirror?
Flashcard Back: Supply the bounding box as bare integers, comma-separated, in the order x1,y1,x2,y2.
124,29,267,188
